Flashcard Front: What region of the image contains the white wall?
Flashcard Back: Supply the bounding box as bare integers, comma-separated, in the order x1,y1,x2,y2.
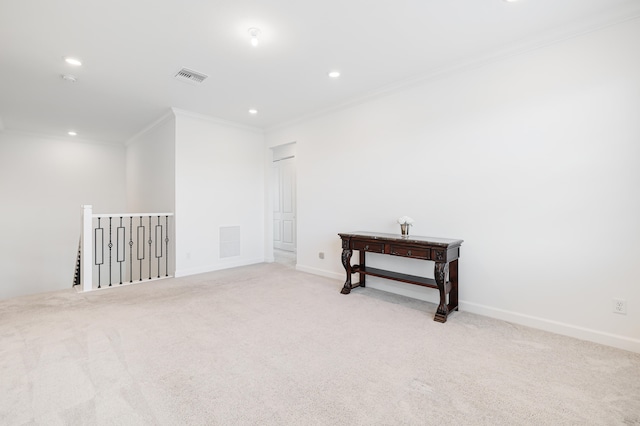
174,110,265,276
126,112,176,213
0,132,126,299
121,112,177,280
265,20,640,351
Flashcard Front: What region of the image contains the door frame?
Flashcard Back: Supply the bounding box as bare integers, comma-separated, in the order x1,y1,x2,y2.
267,142,297,262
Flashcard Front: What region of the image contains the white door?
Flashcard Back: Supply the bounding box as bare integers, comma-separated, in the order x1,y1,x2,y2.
273,157,296,252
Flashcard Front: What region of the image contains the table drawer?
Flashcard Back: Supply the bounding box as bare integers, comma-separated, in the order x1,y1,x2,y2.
353,240,384,253
390,245,430,259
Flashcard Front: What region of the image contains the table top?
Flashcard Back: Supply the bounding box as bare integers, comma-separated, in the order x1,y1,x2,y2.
339,231,463,248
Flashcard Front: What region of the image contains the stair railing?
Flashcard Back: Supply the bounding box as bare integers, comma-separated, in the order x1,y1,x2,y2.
79,205,175,292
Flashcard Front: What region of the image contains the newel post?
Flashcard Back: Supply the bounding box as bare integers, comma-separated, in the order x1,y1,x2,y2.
81,205,93,292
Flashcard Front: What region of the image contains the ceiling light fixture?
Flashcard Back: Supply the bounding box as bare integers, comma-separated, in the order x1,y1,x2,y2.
248,28,261,47
61,74,77,82
328,71,341,78
248,109,258,115
64,57,82,66
68,131,77,136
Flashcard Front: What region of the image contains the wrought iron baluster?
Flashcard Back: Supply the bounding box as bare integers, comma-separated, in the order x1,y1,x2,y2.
129,217,133,283
117,217,125,284
95,218,103,289
148,216,152,280
108,217,113,286
155,215,162,278
137,216,145,281
165,215,169,277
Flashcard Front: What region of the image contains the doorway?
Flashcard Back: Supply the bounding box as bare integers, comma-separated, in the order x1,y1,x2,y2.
272,143,297,267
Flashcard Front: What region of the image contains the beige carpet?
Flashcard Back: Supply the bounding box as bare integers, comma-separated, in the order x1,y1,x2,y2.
273,249,296,269
1,263,639,425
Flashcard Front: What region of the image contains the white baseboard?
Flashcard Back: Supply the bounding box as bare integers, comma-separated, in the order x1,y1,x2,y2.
461,301,640,354
295,264,343,280
294,264,640,353
175,257,265,278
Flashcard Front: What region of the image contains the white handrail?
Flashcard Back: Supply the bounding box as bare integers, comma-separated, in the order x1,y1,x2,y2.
92,212,174,218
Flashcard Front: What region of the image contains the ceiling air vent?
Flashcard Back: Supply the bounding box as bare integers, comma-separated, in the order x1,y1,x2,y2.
174,68,208,84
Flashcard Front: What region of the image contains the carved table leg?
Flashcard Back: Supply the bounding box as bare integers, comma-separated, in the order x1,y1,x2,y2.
359,250,366,288
434,262,449,323
340,248,353,294
448,259,459,313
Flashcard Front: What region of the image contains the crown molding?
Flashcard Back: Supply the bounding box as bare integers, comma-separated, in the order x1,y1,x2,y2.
0,128,123,147
125,109,175,147
266,10,640,134
172,107,264,135
125,107,265,147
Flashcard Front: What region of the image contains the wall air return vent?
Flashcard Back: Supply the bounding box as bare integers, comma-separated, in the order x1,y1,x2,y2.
220,226,241,258
174,68,208,84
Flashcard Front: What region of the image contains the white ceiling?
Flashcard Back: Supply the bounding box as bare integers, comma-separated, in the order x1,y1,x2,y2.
1,0,639,144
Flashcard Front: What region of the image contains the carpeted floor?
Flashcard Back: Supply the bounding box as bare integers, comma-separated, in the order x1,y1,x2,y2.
273,249,296,268
1,263,639,425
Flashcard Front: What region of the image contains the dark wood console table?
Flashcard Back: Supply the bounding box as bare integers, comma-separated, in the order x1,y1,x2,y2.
339,232,463,323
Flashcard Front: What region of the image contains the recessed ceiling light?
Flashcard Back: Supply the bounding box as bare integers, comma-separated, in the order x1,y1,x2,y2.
328,71,341,78
61,74,77,82
64,57,82,66
248,28,261,47
68,131,77,136
249,109,258,115
503,0,518,2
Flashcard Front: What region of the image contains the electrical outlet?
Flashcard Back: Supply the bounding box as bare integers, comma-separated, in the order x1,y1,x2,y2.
318,252,324,260
612,298,627,315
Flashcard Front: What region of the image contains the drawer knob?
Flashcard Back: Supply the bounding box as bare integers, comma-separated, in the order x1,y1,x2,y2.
365,245,369,250
408,250,412,256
